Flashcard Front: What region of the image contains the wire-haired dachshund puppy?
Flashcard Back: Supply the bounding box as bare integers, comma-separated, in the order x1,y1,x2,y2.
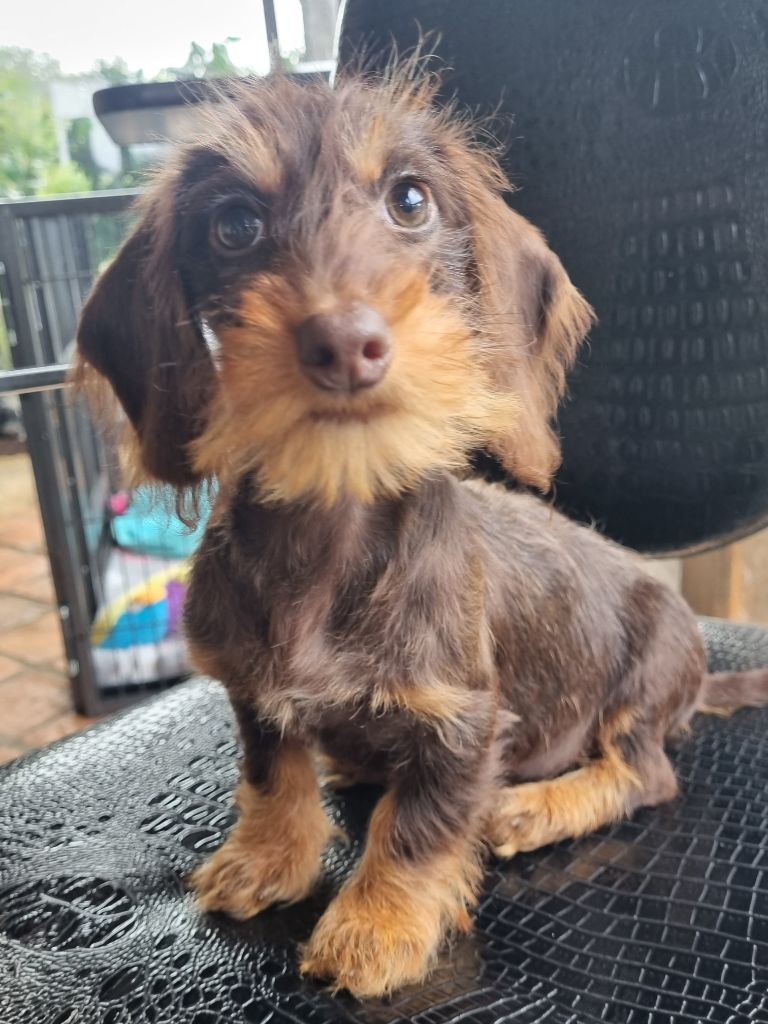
75,69,768,997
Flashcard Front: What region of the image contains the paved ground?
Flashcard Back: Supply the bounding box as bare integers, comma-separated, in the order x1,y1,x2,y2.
0,453,97,764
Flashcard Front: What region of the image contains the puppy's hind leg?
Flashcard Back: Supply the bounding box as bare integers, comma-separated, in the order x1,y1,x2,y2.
489,582,706,857
487,708,678,857
698,668,768,716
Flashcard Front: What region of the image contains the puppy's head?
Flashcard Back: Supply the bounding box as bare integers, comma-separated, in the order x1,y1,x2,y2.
77,72,593,505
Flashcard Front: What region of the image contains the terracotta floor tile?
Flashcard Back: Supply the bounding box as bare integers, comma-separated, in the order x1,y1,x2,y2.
45,654,68,673
0,512,44,552
0,548,30,587
0,611,64,666
0,454,39,516
0,548,51,593
0,741,29,765
0,454,85,759
14,664,70,691
0,654,19,683
11,572,56,605
23,711,97,748
0,593,48,632
0,672,69,734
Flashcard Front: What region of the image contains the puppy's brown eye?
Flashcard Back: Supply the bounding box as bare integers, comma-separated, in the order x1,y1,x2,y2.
385,180,433,229
212,205,264,251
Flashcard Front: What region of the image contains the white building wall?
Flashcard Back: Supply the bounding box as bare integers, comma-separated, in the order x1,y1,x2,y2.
48,78,123,176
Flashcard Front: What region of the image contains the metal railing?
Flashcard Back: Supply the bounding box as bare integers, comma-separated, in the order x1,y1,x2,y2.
0,364,69,396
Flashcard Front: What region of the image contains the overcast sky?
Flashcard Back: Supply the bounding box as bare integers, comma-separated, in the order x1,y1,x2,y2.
5,0,306,77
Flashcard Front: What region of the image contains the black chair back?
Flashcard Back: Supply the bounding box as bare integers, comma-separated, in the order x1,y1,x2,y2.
339,0,768,553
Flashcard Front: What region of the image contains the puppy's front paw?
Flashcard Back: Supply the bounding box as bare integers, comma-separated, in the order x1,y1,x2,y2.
189,835,322,919
300,884,447,997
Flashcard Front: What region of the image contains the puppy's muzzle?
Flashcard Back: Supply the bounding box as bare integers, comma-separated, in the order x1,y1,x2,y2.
295,305,392,393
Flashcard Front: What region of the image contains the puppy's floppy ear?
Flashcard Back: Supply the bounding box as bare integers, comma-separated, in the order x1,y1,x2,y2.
468,184,594,490
76,189,215,487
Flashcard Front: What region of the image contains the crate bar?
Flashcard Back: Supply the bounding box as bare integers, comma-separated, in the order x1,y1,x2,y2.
3,189,140,219
263,0,280,68
0,205,103,715
0,364,69,396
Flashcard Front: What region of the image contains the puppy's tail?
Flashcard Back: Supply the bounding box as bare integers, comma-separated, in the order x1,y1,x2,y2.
698,669,768,716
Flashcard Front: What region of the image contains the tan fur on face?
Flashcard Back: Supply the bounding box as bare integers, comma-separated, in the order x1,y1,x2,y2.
300,792,481,997
192,269,519,506
189,744,333,918
346,71,441,184
199,105,282,194
487,708,643,856
350,117,389,184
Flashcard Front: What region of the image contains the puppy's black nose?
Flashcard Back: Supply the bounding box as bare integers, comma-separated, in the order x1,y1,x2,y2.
295,306,392,392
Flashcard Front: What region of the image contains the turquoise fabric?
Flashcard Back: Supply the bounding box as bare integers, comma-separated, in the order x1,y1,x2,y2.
99,600,168,649
110,486,212,559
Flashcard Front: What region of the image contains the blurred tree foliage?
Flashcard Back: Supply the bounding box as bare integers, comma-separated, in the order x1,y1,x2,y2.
0,0,352,198
0,39,245,199
38,162,92,195
67,118,102,188
161,38,243,80
93,57,146,85
0,48,60,197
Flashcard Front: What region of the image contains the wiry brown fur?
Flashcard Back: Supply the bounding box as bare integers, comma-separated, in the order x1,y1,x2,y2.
75,68,768,998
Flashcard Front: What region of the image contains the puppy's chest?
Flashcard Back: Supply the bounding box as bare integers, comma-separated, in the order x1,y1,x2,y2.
192,556,476,735
187,494,490,736
249,580,434,725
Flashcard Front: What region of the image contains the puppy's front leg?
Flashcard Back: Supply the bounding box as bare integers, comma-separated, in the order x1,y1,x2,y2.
190,700,333,918
301,697,494,997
